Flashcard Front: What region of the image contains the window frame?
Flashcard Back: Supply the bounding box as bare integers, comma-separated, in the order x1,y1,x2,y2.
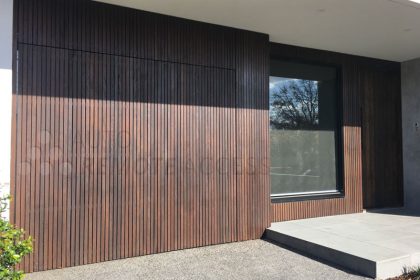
269,58,345,203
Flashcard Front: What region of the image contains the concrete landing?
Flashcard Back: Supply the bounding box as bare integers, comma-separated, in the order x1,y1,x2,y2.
265,209,420,279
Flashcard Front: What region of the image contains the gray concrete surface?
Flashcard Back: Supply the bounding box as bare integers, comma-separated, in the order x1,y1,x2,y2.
266,210,420,279
402,58,420,211
26,239,367,280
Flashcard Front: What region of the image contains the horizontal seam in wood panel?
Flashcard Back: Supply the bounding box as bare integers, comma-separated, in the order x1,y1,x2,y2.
17,42,236,71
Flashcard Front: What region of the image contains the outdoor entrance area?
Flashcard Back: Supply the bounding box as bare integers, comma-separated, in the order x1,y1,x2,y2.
4,0,413,278
266,209,420,279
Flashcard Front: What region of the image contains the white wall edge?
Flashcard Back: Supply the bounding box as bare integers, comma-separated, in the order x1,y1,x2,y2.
0,0,14,220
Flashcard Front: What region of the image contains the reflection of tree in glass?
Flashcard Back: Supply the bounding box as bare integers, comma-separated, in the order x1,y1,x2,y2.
270,79,319,129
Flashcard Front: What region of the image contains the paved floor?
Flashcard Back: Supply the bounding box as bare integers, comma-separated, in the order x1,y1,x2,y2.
26,240,367,280
266,209,420,279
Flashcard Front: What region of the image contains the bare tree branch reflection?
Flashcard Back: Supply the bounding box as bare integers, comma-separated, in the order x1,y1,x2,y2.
270,79,319,130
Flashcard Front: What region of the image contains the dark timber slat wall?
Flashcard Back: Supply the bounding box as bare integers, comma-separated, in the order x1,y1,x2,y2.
236,32,270,240
11,0,403,272
361,66,403,209
270,43,403,221
12,0,270,272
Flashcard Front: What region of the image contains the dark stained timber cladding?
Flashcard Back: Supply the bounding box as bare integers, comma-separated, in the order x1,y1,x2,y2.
12,0,270,272
11,0,402,272
361,65,403,209
269,43,403,221
235,31,271,240
16,0,236,69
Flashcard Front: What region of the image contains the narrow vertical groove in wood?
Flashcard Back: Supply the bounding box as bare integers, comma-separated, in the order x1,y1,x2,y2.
11,0,401,273
269,43,401,222
12,0,269,270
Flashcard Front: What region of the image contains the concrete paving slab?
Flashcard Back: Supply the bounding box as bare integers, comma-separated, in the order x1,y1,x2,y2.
316,222,393,237
370,235,420,254
343,229,418,243
266,209,420,279
393,223,420,234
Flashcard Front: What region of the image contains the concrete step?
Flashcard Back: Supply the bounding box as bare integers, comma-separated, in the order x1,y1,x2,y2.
265,216,419,279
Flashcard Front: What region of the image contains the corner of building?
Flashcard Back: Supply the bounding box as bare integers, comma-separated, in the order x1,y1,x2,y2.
0,0,14,219
401,57,420,211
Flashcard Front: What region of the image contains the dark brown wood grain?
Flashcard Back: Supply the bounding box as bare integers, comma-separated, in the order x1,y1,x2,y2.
361,66,403,209
269,43,403,221
12,0,270,272
11,0,402,273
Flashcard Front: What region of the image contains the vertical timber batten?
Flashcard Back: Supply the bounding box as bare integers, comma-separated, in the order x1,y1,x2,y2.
12,0,270,272
269,43,402,221
11,0,403,273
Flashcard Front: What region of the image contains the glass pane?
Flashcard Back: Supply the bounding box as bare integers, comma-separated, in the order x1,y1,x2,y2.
270,60,340,196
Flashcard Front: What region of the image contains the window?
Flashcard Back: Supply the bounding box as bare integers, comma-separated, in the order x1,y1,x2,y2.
270,60,342,199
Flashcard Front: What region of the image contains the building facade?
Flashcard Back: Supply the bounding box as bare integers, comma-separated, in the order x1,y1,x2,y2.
1,0,416,273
